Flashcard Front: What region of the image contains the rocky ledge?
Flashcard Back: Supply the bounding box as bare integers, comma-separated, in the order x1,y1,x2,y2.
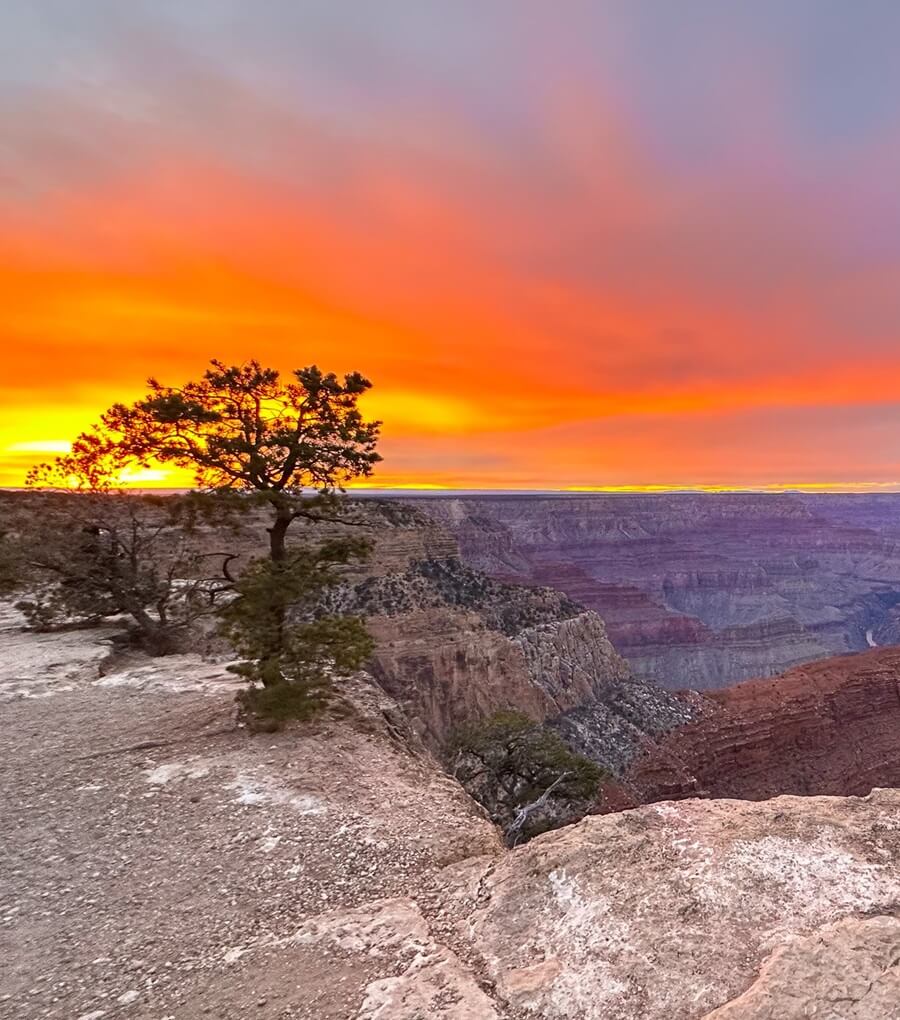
436,788,900,1019
2,614,899,1019
222,788,900,1019
618,645,900,805
329,556,693,770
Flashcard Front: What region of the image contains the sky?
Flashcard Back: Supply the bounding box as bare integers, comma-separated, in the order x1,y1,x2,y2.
2,1,900,490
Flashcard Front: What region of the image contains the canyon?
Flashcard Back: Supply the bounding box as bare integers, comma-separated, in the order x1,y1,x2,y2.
340,497,900,828
615,644,900,807
418,492,900,690
4,492,900,1018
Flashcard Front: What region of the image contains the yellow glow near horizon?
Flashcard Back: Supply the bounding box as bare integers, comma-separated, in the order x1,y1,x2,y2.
6,440,73,454
2,429,899,495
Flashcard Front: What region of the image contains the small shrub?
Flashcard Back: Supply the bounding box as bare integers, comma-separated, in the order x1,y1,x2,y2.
3,492,233,653
235,680,328,729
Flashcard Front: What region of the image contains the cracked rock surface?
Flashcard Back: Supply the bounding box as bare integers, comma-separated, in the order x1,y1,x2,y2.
435,789,900,1019
703,915,900,1020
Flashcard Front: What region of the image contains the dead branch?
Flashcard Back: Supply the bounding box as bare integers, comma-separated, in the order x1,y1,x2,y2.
505,770,571,846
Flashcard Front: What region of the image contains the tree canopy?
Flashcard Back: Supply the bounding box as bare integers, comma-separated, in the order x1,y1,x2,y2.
451,711,604,845
99,360,381,495
29,360,382,563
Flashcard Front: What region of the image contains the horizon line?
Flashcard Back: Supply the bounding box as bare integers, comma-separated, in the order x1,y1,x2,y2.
5,482,900,496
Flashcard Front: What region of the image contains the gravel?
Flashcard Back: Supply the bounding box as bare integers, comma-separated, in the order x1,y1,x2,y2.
0,636,499,1020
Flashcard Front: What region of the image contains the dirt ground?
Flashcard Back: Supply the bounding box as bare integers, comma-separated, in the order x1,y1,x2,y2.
0,614,500,1020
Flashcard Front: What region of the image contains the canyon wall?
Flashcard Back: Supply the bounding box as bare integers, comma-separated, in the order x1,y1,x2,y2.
420,492,900,689
330,557,693,768
320,508,900,817
618,644,900,805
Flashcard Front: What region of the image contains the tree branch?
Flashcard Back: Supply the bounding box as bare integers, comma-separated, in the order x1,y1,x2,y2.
505,771,571,846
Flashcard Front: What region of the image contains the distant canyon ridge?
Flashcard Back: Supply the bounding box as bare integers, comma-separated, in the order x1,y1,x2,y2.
410,493,900,690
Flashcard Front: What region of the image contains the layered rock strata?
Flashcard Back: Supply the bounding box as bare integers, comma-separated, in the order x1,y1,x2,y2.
330,557,693,767
419,492,900,689
620,645,900,804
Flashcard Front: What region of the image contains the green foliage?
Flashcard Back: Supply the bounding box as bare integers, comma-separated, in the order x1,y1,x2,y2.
26,359,383,559
235,680,330,730
451,711,605,845
4,492,233,653
221,537,374,724
24,359,383,715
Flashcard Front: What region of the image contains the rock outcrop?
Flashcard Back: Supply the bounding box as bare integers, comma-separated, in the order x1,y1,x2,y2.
618,645,900,805
4,611,900,1020
437,789,900,1019
331,557,693,768
419,492,900,689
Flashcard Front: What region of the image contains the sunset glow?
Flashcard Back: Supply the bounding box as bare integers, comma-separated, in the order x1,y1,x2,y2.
3,3,900,489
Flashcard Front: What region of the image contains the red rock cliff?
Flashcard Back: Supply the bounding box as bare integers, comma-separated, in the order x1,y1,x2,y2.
620,646,900,803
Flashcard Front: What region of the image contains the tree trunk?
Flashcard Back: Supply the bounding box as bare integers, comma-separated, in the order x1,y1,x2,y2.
268,510,291,563
263,505,293,681
505,770,571,847
129,606,175,655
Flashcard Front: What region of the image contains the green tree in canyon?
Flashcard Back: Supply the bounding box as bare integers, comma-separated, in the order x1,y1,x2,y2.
451,711,604,845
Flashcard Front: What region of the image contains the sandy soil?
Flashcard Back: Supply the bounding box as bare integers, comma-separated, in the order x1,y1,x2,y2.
0,614,499,1020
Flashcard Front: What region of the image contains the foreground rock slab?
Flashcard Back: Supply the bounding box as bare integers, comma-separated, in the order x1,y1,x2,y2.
704,915,900,1019
440,790,900,1019
290,898,499,1019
